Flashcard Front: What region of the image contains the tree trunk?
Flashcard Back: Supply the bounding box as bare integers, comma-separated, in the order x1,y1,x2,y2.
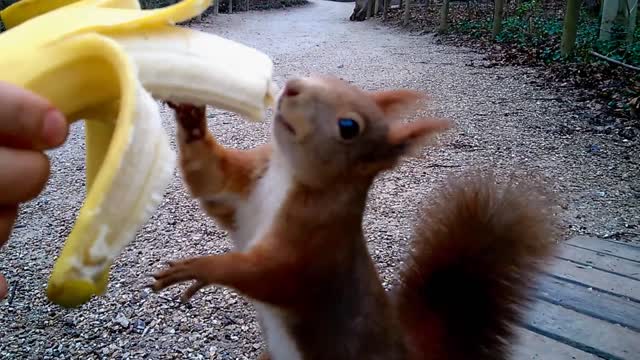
383,0,390,20
599,0,638,43
213,0,219,14
599,0,618,41
492,0,505,38
624,0,638,43
438,0,450,33
228,0,232,14
403,0,411,25
367,0,374,18
560,0,581,56
374,0,380,16
399,0,403,9
245,0,249,11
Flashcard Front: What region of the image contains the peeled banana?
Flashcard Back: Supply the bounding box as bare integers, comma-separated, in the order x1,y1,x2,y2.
0,0,277,307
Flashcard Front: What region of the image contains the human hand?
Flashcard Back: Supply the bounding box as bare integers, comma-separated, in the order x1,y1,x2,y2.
0,81,69,299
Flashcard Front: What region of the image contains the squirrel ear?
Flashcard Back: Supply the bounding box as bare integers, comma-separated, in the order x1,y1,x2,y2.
387,117,452,152
369,89,427,118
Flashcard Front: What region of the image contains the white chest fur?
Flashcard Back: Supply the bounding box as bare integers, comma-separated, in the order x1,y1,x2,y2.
232,152,291,251
230,152,302,360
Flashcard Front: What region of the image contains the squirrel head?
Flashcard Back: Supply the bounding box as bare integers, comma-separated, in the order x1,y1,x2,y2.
272,76,451,187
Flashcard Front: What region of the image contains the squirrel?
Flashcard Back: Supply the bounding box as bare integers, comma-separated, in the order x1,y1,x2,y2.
151,75,558,360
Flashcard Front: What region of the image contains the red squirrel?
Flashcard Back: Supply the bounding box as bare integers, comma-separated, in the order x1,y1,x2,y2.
152,75,557,360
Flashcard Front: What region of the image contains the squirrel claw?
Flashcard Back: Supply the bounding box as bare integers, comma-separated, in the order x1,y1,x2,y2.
167,102,207,143
181,281,206,302
151,257,210,297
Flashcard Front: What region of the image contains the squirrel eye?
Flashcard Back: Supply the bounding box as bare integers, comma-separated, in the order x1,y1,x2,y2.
338,118,360,140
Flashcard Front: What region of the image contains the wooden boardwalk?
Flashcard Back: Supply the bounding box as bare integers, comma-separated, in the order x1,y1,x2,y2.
513,236,640,360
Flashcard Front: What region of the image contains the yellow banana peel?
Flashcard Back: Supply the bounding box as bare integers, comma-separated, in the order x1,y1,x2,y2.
0,0,142,29
0,0,276,307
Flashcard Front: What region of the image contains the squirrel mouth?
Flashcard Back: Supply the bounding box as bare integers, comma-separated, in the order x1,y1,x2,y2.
276,114,296,135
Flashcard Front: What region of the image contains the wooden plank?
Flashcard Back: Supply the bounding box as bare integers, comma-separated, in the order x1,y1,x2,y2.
547,258,640,301
512,327,601,360
566,236,640,263
557,243,640,280
523,300,640,360
536,275,640,332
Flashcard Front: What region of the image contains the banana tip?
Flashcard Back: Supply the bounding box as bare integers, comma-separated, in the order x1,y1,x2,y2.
46,278,104,308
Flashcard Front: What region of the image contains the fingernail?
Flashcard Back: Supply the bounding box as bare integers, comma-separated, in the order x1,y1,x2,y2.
41,109,68,147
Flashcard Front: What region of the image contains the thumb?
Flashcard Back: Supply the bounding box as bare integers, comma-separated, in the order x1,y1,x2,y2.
0,81,68,150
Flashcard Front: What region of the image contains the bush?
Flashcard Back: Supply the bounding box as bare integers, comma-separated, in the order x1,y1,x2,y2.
454,5,640,68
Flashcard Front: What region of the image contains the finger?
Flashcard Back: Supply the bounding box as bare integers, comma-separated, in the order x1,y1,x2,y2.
164,259,180,267
152,270,193,291
154,268,191,283
0,147,50,205
181,282,205,303
0,205,18,248
152,279,175,292
0,82,68,150
152,265,184,280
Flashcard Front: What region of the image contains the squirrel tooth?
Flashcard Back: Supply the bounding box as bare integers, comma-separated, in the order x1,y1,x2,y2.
0,0,275,307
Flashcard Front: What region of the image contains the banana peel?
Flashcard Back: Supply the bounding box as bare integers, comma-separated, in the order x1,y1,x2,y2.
0,0,276,307
0,0,142,29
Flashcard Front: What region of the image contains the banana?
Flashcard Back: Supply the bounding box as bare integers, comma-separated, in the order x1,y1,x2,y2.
0,0,142,29
0,0,277,307
113,26,277,121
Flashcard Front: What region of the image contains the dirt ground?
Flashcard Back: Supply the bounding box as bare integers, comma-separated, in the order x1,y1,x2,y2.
1,0,638,358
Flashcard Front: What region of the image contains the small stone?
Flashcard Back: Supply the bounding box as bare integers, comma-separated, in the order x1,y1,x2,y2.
587,144,601,154
619,127,637,140
63,317,75,327
208,346,217,356
133,319,146,333
114,313,130,328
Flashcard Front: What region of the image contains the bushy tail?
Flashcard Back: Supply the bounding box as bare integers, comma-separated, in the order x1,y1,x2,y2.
393,171,558,360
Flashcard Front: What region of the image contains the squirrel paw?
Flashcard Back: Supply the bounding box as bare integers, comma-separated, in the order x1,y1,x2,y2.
166,102,207,143
151,257,212,302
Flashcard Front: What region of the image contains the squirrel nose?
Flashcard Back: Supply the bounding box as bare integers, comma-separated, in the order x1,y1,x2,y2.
282,80,302,98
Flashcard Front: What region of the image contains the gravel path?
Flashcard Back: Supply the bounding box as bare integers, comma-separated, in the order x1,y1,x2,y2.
1,1,638,358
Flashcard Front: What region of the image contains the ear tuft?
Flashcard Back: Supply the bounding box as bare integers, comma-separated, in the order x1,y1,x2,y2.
369,89,428,118
388,117,452,153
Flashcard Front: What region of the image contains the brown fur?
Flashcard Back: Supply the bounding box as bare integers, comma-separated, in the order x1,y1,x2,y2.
168,101,271,231
153,76,557,360
394,171,557,360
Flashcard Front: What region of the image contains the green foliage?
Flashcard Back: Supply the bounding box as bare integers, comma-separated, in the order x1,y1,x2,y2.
494,16,564,62
593,31,640,65
494,17,530,44
455,18,491,38
514,0,541,18
454,7,640,67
